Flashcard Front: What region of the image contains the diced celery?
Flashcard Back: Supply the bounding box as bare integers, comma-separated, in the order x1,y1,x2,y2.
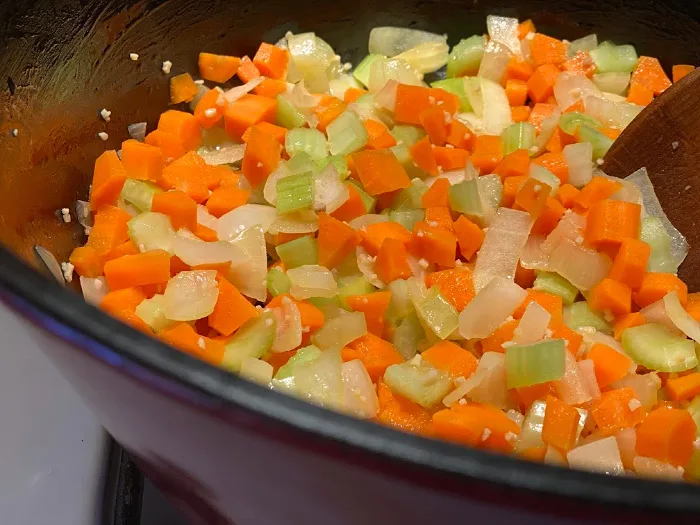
505,339,567,388
392,178,427,210
276,94,306,129
127,212,175,254
534,271,579,304
559,112,603,136
391,142,425,180
389,209,425,231
240,358,274,384
621,323,698,372
430,78,472,112
502,122,536,156
286,152,316,175
276,236,318,268
222,311,276,372
476,174,503,210
576,125,614,160
448,179,484,224
135,294,175,332
307,296,345,318
640,216,678,273
285,128,328,161
390,125,425,148
415,288,459,340
266,268,291,297
327,110,368,155
337,275,375,308
564,301,612,334
386,279,414,320
392,311,425,360
120,179,161,212
447,35,487,78
274,345,322,380
312,311,368,350
568,34,598,57
276,172,313,214
353,54,384,88
590,42,638,74
347,180,376,213
315,154,349,179
384,360,452,408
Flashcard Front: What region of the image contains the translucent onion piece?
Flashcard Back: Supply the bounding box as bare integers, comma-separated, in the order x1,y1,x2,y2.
465,351,509,409
486,15,521,55
519,235,550,271
287,33,338,93
534,110,562,153
196,204,218,230
198,143,246,166
356,246,384,288
548,238,611,291
223,76,266,103
368,57,423,92
228,225,268,302
563,142,593,188
478,40,513,84
189,85,210,110
541,211,586,254
216,204,277,240
349,214,388,230
625,167,689,268
459,277,527,339
611,373,660,410
516,400,547,451
268,211,319,235
368,27,447,57
394,41,449,74
608,174,643,205
529,164,560,196
127,122,147,142
577,359,602,399
312,311,368,350
287,265,338,299
80,276,108,305
329,74,362,100
479,77,513,136
172,233,246,267
567,436,624,476
640,298,681,334
512,302,551,344
583,95,643,130
75,200,92,228
163,270,219,321
473,208,533,291
239,357,274,385
554,350,592,405
633,457,684,481
545,446,567,467
271,299,302,353
34,245,65,284
314,165,349,213
553,73,602,112
289,81,322,108
341,359,380,419
592,72,631,95
664,291,700,343
615,427,637,470
374,79,399,112
294,347,344,409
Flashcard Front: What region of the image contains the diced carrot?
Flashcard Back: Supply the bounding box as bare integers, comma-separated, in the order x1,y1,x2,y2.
69,246,104,277
254,78,288,99
151,190,198,231
423,340,478,379
584,200,641,254
424,207,454,232
515,382,556,411
527,64,561,103
376,379,433,436
360,221,412,256
236,56,260,83
666,373,700,401
631,56,672,96
505,79,528,106
267,294,325,332
598,127,621,141
549,320,583,355
253,42,289,79
411,221,457,268
626,82,654,106
346,291,392,337
542,395,581,452
205,187,251,217
494,149,531,180
636,407,696,467
198,53,240,83
425,267,475,311
429,87,461,114
573,176,622,212
103,250,170,291
224,93,277,141
515,178,551,217
352,149,410,196
421,178,450,208
446,119,476,151
195,223,218,242
587,343,633,388
531,197,565,236
529,34,568,67
158,323,225,365
506,58,535,82
527,103,558,133
515,290,563,322
331,183,367,222
157,110,202,153
590,387,645,437
515,262,536,288
511,105,532,122
313,95,347,133
501,175,527,208
144,130,186,162
160,151,210,203
613,312,646,340
434,146,469,171
588,278,632,317
420,106,450,145
121,140,164,182
561,51,596,78
317,212,362,269
169,73,198,104
687,292,700,322
264,349,297,374
471,135,503,174
433,403,520,453
100,287,151,332
208,275,258,336
633,272,688,308
343,87,367,103
480,320,519,353
375,237,412,284
190,262,231,275
532,152,569,184
672,64,695,83
240,125,281,187
394,85,459,126
363,118,397,150
452,215,484,261
608,239,650,291
518,19,536,40
193,88,227,129
375,189,400,212
86,205,132,254
409,136,438,176
556,183,580,208
343,333,403,381
90,150,127,211
242,121,287,145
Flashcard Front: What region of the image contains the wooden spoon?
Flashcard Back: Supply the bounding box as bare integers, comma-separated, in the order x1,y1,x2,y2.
603,68,700,290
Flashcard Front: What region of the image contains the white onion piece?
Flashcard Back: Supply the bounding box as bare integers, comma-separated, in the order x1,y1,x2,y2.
287,265,338,299
528,164,560,196
287,33,338,93
607,175,643,205
368,57,423,92
612,373,661,410
512,302,551,344
534,110,562,153
163,270,219,321
406,254,430,282
577,359,601,400
541,211,586,254
127,122,147,142
75,200,92,228
567,437,624,476
228,225,267,302
602,92,626,103
356,246,384,288
80,276,108,305
473,208,533,291
563,142,593,188
270,299,302,353
520,235,550,271
35,245,65,285
592,72,631,95
349,214,388,230
583,95,642,130
442,377,472,408
240,357,274,385
615,427,637,470
288,80,322,108
199,144,246,166
368,27,447,57
479,77,513,136
329,74,362,100
544,446,567,467
478,41,513,84
465,351,509,409
268,211,319,235
633,457,684,481
341,360,380,419
314,165,349,213
640,298,681,334
295,347,343,409
196,204,218,229
395,41,449,74
189,85,210,111
216,204,277,240
172,233,246,267
486,15,521,55
223,76,266,103
664,291,700,343
375,79,399,112
459,277,527,339
555,351,592,405
625,167,689,267
554,73,602,111
549,238,611,291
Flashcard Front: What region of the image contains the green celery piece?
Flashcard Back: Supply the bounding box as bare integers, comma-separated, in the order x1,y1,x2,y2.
391,142,425,179
415,288,459,340
347,180,376,213
315,154,349,180
384,361,452,408
392,178,428,210
431,78,472,112
502,122,536,156
311,311,368,350
559,112,603,136
285,128,328,160
276,236,318,268
266,268,291,297
568,34,598,57
390,125,425,148
386,280,414,321
353,54,384,88
590,42,638,74
392,311,425,360
576,125,613,160
276,94,306,129
307,296,345,317
529,164,560,196
640,216,678,273
127,212,175,254
564,301,612,335
337,275,375,308
276,172,313,214
447,35,486,78
505,339,567,389
120,179,161,212
286,152,316,175
222,311,276,372
134,294,175,332
389,209,425,231
449,179,484,224
327,110,368,156
274,345,322,380
534,271,579,304
622,323,698,372
476,174,503,210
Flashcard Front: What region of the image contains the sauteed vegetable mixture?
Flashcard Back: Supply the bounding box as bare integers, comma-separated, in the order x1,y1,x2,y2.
68,18,700,480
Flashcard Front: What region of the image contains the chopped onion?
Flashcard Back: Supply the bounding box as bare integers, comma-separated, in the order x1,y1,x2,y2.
270,299,302,353
314,164,349,213
478,40,513,84
478,77,513,136
223,76,266,103
583,95,643,130
553,73,601,111
287,33,339,93
486,15,521,55
541,211,586,254
567,436,624,476
633,457,684,481
395,41,449,74
465,351,509,409
34,245,65,285
80,276,108,305
227,225,268,302
640,298,681,334
520,235,550,271
196,204,218,229
268,211,319,235
368,57,423,92
516,400,547,451
216,204,277,240
294,347,344,409
357,246,384,288
554,351,592,405
312,311,368,350
406,254,430,282
198,143,246,166
615,427,637,470
563,142,593,188
75,200,92,228
374,79,399,112
288,81,322,108
612,373,660,410
189,85,210,110
577,359,601,399
329,74,362,100
239,357,274,385
459,277,527,339
349,214,388,230
163,270,219,321
512,302,551,344
545,446,567,467
664,291,700,343
287,265,338,299
534,109,562,153
473,208,533,291
341,359,380,419
172,233,246,267
528,164,560,196
548,238,611,291
127,122,147,142
607,174,643,204
368,27,447,57
592,72,631,95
